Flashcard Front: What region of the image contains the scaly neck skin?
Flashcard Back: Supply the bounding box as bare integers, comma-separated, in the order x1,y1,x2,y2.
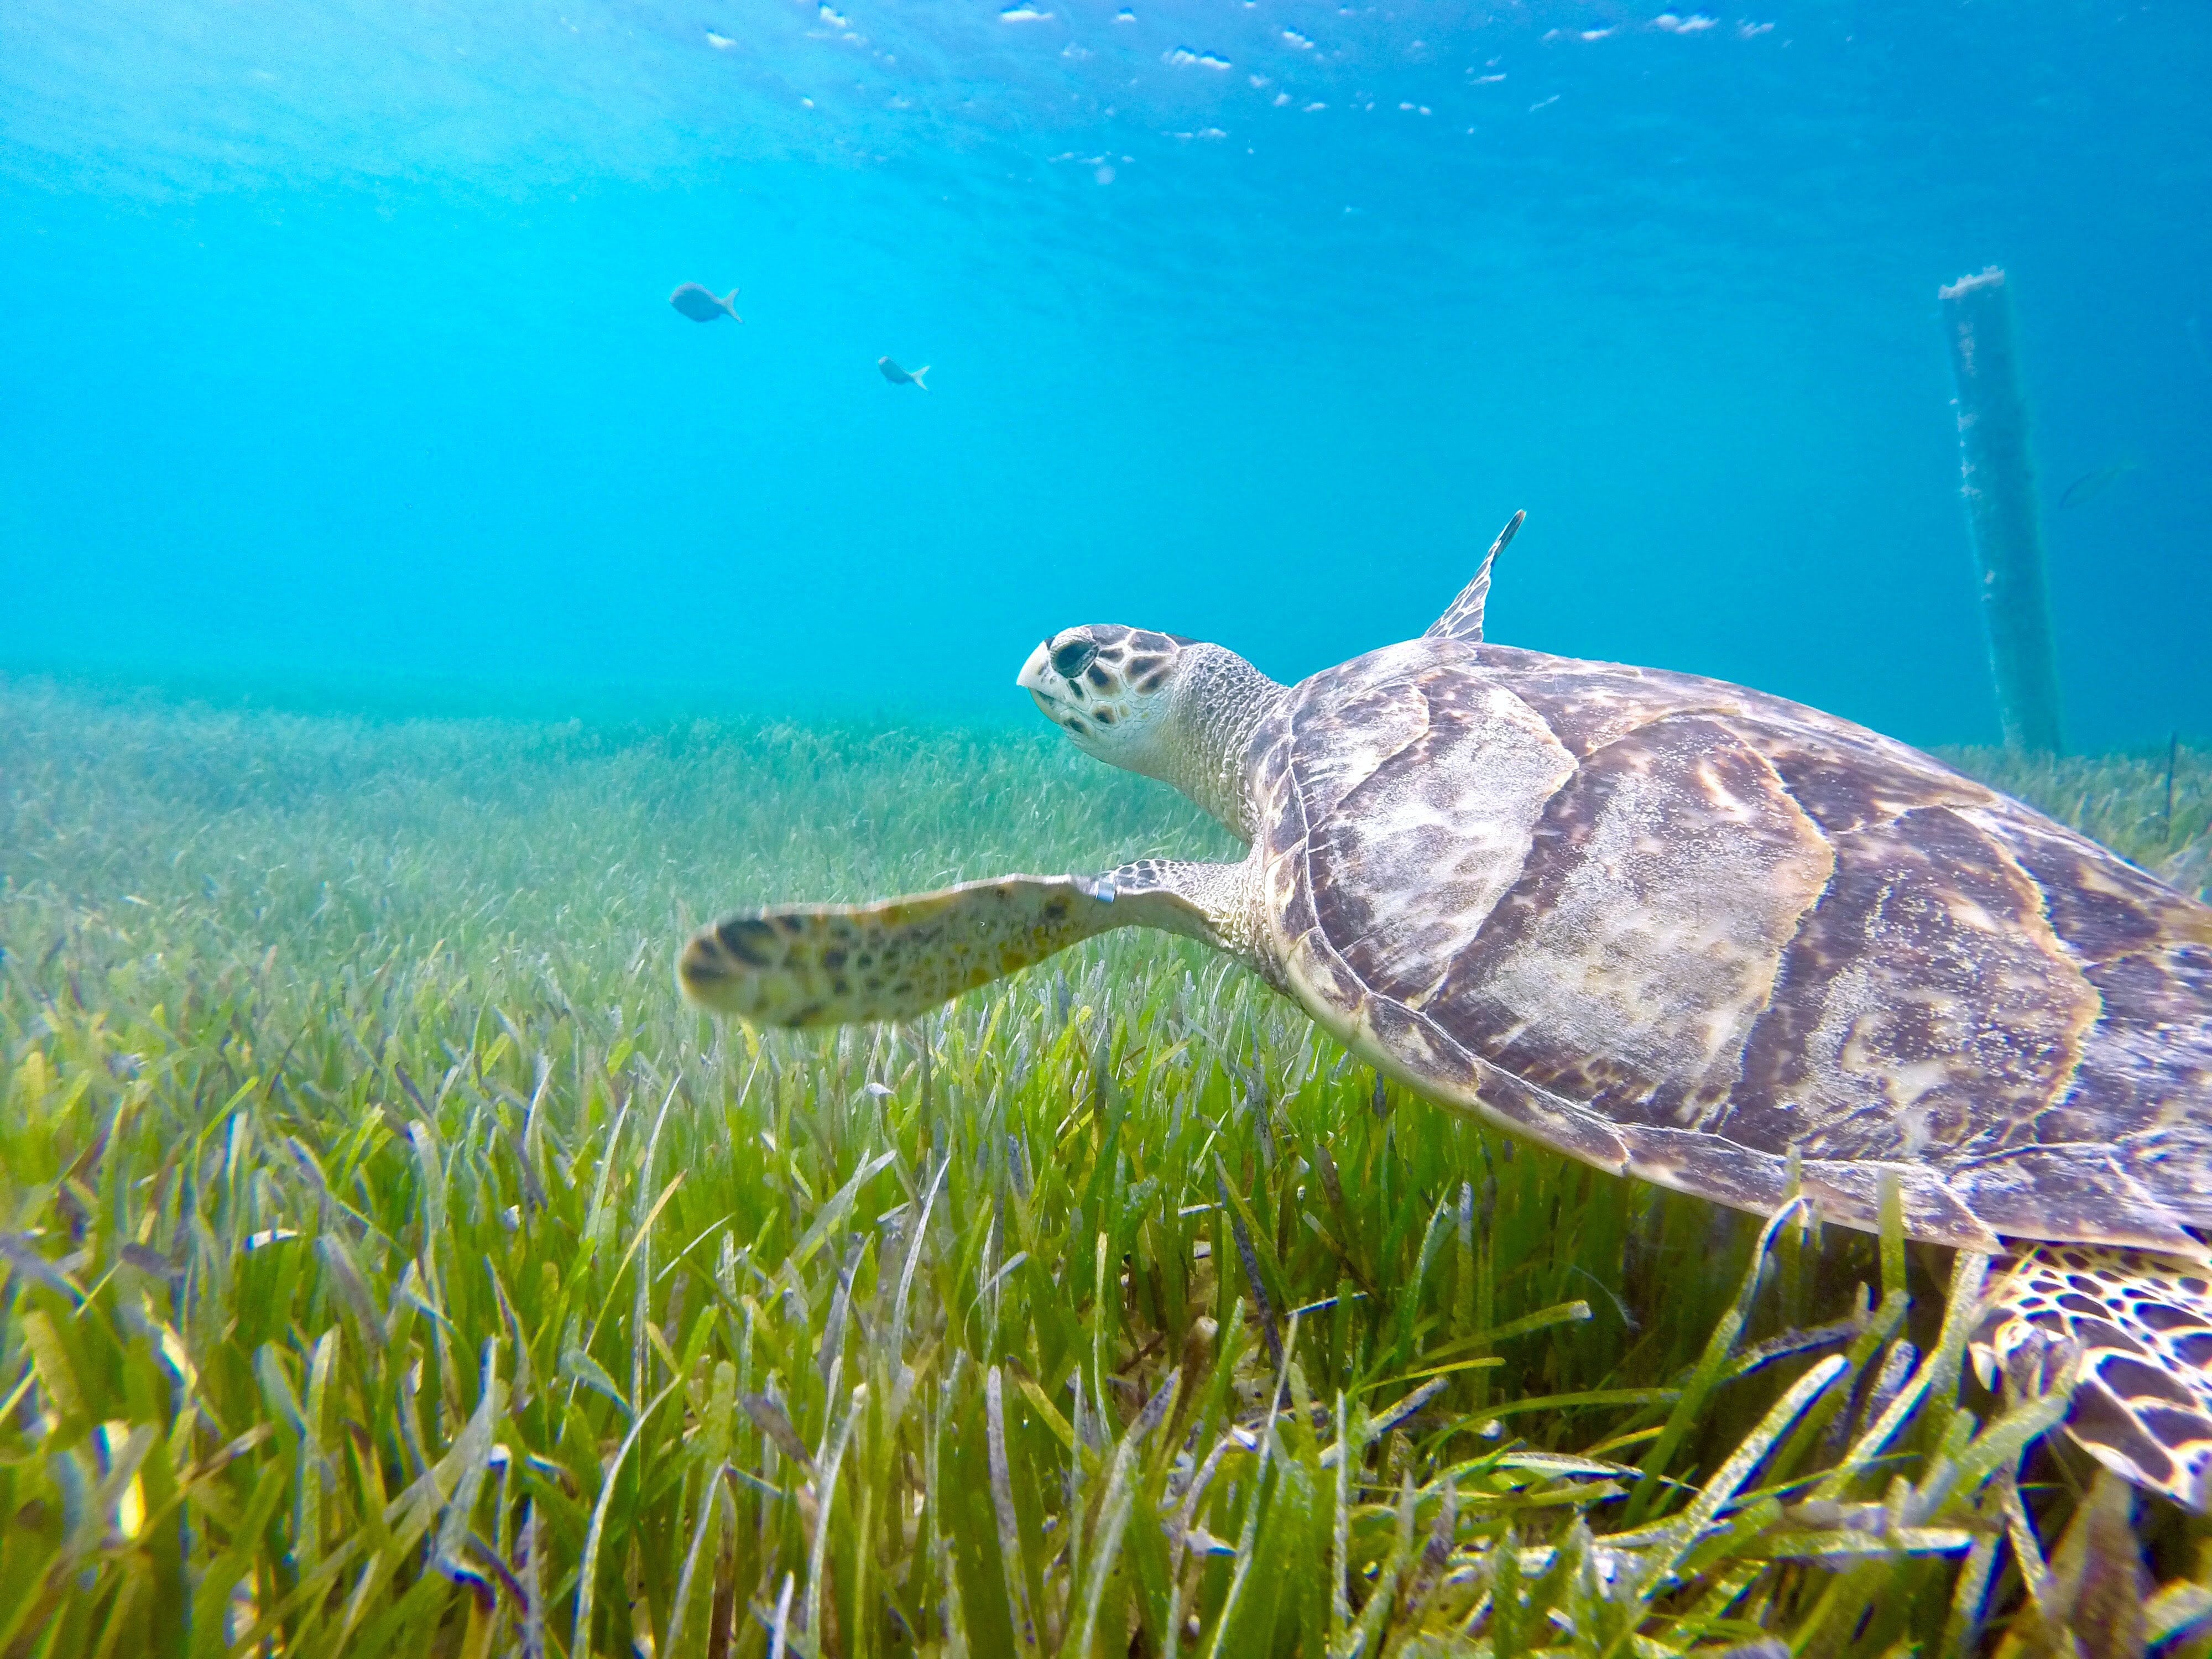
1159,645,1286,843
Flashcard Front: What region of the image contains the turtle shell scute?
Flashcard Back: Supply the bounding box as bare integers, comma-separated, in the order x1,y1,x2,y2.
1250,638,2212,1254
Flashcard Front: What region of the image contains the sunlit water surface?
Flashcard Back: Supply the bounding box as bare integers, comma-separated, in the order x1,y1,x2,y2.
3,0,2208,749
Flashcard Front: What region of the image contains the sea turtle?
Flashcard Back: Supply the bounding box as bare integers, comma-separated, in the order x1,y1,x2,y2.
679,513,2212,1507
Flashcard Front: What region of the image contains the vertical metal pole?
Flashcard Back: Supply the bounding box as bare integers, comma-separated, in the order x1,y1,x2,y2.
1939,267,2064,753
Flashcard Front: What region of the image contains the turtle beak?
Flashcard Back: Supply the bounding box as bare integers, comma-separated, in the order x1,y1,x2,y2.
1017,641,1058,714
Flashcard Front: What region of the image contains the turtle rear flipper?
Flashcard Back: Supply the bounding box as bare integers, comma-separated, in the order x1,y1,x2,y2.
1978,1245,2212,1511
679,859,1259,1027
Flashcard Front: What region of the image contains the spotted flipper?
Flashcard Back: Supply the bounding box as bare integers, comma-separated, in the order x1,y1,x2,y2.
1975,1244,2212,1510
678,859,1256,1027
1425,509,1526,644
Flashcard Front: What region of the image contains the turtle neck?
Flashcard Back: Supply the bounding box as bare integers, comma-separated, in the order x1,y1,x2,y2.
1162,644,1286,844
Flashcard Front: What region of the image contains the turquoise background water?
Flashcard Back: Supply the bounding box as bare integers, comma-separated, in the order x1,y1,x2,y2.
3,0,2206,750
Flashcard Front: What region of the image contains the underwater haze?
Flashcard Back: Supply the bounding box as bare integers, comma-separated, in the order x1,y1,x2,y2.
14,9,2212,1650
2,0,2209,748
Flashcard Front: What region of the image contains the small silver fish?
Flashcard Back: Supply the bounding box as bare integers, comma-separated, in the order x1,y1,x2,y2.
2058,460,2137,509
670,283,742,322
877,356,930,389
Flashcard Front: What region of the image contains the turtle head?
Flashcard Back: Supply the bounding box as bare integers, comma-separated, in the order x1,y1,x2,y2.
1018,625,1284,841
1018,626,1193,771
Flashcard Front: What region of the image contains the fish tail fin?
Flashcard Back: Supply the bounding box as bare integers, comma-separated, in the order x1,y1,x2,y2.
911,365,930,390
723,290,741,320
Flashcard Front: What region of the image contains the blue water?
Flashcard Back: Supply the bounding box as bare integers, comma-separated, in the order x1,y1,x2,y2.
3,0,2207,749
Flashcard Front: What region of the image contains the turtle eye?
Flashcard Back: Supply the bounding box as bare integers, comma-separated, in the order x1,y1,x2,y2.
1052,639,1098,679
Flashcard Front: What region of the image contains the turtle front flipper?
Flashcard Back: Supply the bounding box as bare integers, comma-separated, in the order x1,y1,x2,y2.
1424,509,1525,643
679,858,1261,1027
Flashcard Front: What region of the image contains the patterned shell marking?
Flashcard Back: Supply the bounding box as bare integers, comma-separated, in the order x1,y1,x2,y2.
1251,638,2212,1256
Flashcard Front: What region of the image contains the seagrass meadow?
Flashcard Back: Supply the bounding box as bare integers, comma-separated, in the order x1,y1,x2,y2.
5,676,2212,1658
